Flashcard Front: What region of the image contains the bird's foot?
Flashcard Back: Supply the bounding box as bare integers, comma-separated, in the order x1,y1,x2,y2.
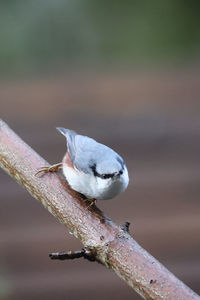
36,162,62,176
85,198,96,209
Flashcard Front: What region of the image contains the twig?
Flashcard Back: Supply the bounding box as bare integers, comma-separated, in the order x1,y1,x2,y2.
49,248,98,262
0,119,199,300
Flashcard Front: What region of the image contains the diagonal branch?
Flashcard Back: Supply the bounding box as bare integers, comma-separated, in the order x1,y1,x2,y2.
0,119,199,300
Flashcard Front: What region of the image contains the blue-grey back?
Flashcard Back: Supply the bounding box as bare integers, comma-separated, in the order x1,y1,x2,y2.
63,129,124,175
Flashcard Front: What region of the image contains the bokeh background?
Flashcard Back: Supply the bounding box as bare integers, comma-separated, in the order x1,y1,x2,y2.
1,1,200,299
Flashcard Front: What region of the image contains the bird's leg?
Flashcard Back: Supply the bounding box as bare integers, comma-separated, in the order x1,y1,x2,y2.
36,162,62,175
86,198,96,209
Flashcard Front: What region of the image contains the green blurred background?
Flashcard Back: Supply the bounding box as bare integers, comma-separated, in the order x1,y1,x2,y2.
0,0,200,76
0,1,200,300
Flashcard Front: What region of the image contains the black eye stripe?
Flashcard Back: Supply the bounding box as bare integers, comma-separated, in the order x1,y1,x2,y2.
90,164,98,176
90,164,123,180
102,173,115,179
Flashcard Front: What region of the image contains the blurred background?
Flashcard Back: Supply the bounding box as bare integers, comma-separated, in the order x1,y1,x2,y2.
1,1,200,299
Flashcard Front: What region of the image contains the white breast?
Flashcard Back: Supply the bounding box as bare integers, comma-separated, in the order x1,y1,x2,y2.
62,164,129,200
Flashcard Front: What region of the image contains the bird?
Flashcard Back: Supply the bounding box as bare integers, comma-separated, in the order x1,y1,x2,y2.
37,128,129,206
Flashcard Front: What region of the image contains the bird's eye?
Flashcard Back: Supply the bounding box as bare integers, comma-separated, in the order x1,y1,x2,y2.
101,173,115,179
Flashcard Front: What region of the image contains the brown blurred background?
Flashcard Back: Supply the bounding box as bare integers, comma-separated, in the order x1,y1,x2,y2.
0,2,200,300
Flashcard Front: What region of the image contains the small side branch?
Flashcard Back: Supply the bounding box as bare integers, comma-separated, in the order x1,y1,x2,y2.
0,119,199,300
49,248,97,262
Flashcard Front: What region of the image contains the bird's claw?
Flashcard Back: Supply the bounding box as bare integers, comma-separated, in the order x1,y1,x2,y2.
85,198,96,209
35,163,62,176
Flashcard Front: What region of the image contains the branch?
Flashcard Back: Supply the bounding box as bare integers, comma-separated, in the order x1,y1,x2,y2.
0,119,199,300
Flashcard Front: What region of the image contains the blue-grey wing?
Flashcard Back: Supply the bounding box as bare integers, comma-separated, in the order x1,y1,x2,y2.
58,128,101,174
72,135,103,174
73,135,122,175
57,128,121,175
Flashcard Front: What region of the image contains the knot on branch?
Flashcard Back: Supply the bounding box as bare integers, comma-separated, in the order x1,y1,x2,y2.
120,221,131,233
49,221,132,268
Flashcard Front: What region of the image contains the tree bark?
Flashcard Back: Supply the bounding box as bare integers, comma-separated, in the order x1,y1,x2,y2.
0,119,199,300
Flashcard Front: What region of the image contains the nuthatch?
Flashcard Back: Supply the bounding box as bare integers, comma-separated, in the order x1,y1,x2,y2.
37,128,129,205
